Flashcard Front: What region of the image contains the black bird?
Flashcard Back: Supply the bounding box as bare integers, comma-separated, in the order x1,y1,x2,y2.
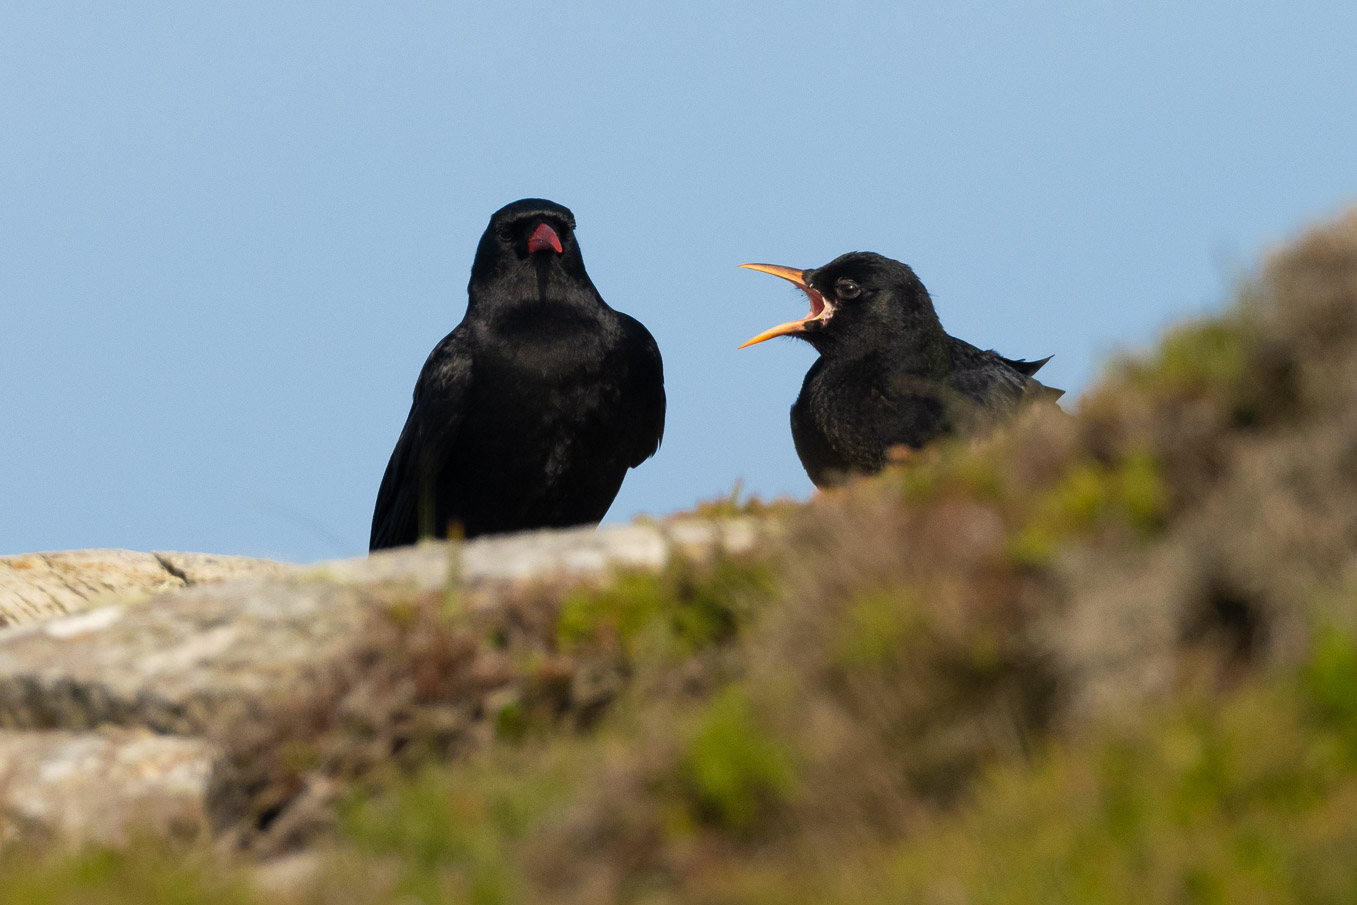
739,252,1063,488
370,199,665,549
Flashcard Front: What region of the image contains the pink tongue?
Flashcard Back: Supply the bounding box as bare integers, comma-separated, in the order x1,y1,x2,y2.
800,285,825,317
528,223,563,254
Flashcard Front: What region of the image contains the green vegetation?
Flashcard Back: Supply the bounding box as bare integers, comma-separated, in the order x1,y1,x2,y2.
882,629,1357,905
1127,316,1255,396
332,755,579,905
555,554,773,659
677,686,798,832
0,848,250,905
832,587,924,669
1009,449,1168,565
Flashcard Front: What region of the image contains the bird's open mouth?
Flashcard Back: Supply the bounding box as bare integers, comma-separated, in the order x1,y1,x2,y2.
737,263,834,348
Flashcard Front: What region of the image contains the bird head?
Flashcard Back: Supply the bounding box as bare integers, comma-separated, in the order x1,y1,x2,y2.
738,252,939,353
468,198,594,305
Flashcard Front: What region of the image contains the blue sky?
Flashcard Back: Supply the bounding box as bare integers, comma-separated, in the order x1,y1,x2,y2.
3,2,1355,561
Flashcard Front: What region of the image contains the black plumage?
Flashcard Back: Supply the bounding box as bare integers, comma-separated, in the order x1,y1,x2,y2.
740,252,1063,488
370,199,665,549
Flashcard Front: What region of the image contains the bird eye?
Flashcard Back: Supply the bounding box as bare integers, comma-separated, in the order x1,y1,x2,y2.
836,278,861,300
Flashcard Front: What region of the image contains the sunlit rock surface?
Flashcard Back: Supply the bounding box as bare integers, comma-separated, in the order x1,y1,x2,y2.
0,520,766,848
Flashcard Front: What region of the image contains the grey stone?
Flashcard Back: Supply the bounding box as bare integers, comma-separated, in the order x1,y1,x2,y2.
313,519,762,588
0,576,370,733
0,550,182,628
0,728,217,850
0,549,290,629
0,520,766,735
0,518,770,848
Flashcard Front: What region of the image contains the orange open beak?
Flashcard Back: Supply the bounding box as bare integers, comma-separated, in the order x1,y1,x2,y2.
738,263,833,349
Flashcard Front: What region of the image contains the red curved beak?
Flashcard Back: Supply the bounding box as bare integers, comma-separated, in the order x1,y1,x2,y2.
528,222,563,255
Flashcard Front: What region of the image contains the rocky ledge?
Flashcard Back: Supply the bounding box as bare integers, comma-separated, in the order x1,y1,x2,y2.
0,520,763,850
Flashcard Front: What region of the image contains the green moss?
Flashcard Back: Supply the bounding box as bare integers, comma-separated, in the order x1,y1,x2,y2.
556,555,773,658
1128,318,1254,397
336,754,576,905
895,439,1007,505
678,686,798,832
0,847,250,905
832,588,924,669
380,597,421,630
1009,451,1168,565
557,572,660,649
493,699,526,742
1302,624,1357,762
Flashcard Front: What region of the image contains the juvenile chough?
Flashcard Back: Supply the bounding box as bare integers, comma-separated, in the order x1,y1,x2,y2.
740,252,1062,488
370,199,665,548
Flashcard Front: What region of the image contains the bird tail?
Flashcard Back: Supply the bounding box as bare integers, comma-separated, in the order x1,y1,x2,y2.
1001,354,1054,378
